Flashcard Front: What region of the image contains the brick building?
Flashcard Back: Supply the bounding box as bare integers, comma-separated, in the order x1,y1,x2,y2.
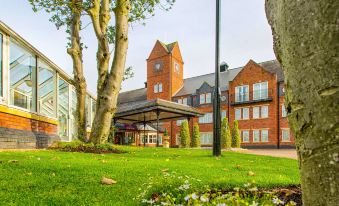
117,40,294,148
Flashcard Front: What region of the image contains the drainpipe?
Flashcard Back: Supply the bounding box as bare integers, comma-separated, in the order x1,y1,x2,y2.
277,81,280,149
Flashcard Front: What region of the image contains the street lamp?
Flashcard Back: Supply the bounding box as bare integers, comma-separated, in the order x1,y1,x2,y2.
213,0,221,156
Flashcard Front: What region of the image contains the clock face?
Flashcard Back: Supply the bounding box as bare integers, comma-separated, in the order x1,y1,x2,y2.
154,62,162,71
175,63,180,73
221,96,226,101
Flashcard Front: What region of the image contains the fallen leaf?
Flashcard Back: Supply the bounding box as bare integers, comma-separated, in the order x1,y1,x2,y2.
248,171,255,176
161,168,169,173
101,177,117,185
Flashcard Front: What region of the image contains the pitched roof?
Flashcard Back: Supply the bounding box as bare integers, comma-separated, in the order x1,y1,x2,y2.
159,40,177,53
117,60,283,103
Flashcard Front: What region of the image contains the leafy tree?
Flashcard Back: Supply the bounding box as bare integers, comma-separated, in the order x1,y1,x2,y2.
29,0,175,144
266,0,338,204
191,123,200,148
179,120,190,148
231,120,241,148
221,117,231,149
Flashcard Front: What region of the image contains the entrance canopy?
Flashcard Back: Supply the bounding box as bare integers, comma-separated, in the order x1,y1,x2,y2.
114,98,203,124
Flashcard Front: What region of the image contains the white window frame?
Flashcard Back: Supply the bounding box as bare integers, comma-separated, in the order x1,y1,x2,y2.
261,129,269,142
282,104,287,117
199,112,212,124
200,132,213,144
235,108,241,120
235,85,249,102
242,107,249,119
158,83,163,92
205,93,211,103
221,110,227,120
253,81,268,100
282,129,290,142
253,106,260,119
253,130,260,142
154,84,158,93
261,105,269,118
242,130,250,142
199,93,205,104
182,97,187,105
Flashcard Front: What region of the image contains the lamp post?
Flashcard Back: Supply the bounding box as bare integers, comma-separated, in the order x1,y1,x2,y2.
213,0,221,156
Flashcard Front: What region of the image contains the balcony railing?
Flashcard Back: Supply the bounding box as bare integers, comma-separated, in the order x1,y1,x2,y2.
230,89,273,105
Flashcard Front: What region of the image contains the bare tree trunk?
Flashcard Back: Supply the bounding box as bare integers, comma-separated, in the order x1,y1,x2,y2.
67,0,87,141
88,0,130,144
266,1,339,205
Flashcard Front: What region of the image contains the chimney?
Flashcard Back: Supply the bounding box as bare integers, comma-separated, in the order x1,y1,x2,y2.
144,82,147,88
220,62,229,72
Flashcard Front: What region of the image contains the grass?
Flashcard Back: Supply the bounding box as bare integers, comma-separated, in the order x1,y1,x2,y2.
0,147,300,205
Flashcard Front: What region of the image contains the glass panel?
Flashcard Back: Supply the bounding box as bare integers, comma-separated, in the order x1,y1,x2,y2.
235,85,249,102
153,84,158,93
199,94,205,104
205,93,211,103
253,83,260,100
261,130,268,142
70,87,77,139
38,60,56,117
0,33,2,96
282,105,287,117
253,107,260,119
235,108,241,120
10,40,37,111
58,78,69,140
200,133,212,144
158,83,162,92
253,130,260,142
85,95,91,127
242,108,249,119
242,131,249,142
221,110,227,119
261,106,268,118
182,98,187,105
91,98,96,124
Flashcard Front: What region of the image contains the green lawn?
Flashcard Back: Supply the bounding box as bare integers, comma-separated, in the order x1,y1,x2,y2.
0,147,300,205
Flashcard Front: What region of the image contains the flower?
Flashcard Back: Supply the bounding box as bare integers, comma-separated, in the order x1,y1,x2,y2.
191,193,198,200
272,197,285,205
184,195,190,201
200,195,209,203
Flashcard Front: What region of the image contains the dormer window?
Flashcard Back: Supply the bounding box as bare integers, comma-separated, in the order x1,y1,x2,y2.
174,62,180,73
200,93,211,104
177,97,188,105
154,83,163,93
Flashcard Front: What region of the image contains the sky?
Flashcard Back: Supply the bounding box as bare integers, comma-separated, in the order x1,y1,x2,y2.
0,0,276,94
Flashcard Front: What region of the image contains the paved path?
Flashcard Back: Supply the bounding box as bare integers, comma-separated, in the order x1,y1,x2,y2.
237,149,298,159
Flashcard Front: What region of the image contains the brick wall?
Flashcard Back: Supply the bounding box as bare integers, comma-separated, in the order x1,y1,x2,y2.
0,111,60,149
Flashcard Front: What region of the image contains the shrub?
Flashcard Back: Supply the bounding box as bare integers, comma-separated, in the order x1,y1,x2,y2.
180,120,190,148
164,129,168,137
49,141,125,154
191,123,200,148
232,120,241,148
221,117,232,149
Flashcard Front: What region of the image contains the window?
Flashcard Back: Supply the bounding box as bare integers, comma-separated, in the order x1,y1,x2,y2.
282,129,290,142
200,93,211,104
261,105,268,118
176,119,185,126
177,97,187,105
253,82,268,100
144,134,158,144
85,96,92,127
200,132,213,144
253,130,260,142
70,87,77,139
242,130,249,142
205,93,211,103
0,33,2,96
199,112,212,123
235,85,249,102
242,107,249,119
10,40,37,111
261,130,269,142
221,110,227,119
154,83,162,93
38,60,56,118
58,78,69,140
253,107,260,119
235,108,241,120
282,105,287,117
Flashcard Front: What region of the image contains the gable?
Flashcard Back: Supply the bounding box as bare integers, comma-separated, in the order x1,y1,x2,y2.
197,82,213,93
171,42,183,63
147,40,170,60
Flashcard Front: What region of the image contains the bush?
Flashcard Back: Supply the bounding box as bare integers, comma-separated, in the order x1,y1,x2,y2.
180,120,190,148
221,117,232,149
49,140,125,154
191,123,200,148
232,120,241,148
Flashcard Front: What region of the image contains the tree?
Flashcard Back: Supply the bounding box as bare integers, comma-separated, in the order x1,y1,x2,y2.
179,120,190,148
221,117,231,149
231,120,241,148
29,0,174,144
265,0,338,205
191,123,200,148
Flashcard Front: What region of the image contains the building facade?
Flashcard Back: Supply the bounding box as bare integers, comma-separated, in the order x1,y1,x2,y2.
118,41,295,148
0,22,96,149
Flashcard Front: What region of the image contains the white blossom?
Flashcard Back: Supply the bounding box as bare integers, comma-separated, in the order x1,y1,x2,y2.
249,201,259,206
